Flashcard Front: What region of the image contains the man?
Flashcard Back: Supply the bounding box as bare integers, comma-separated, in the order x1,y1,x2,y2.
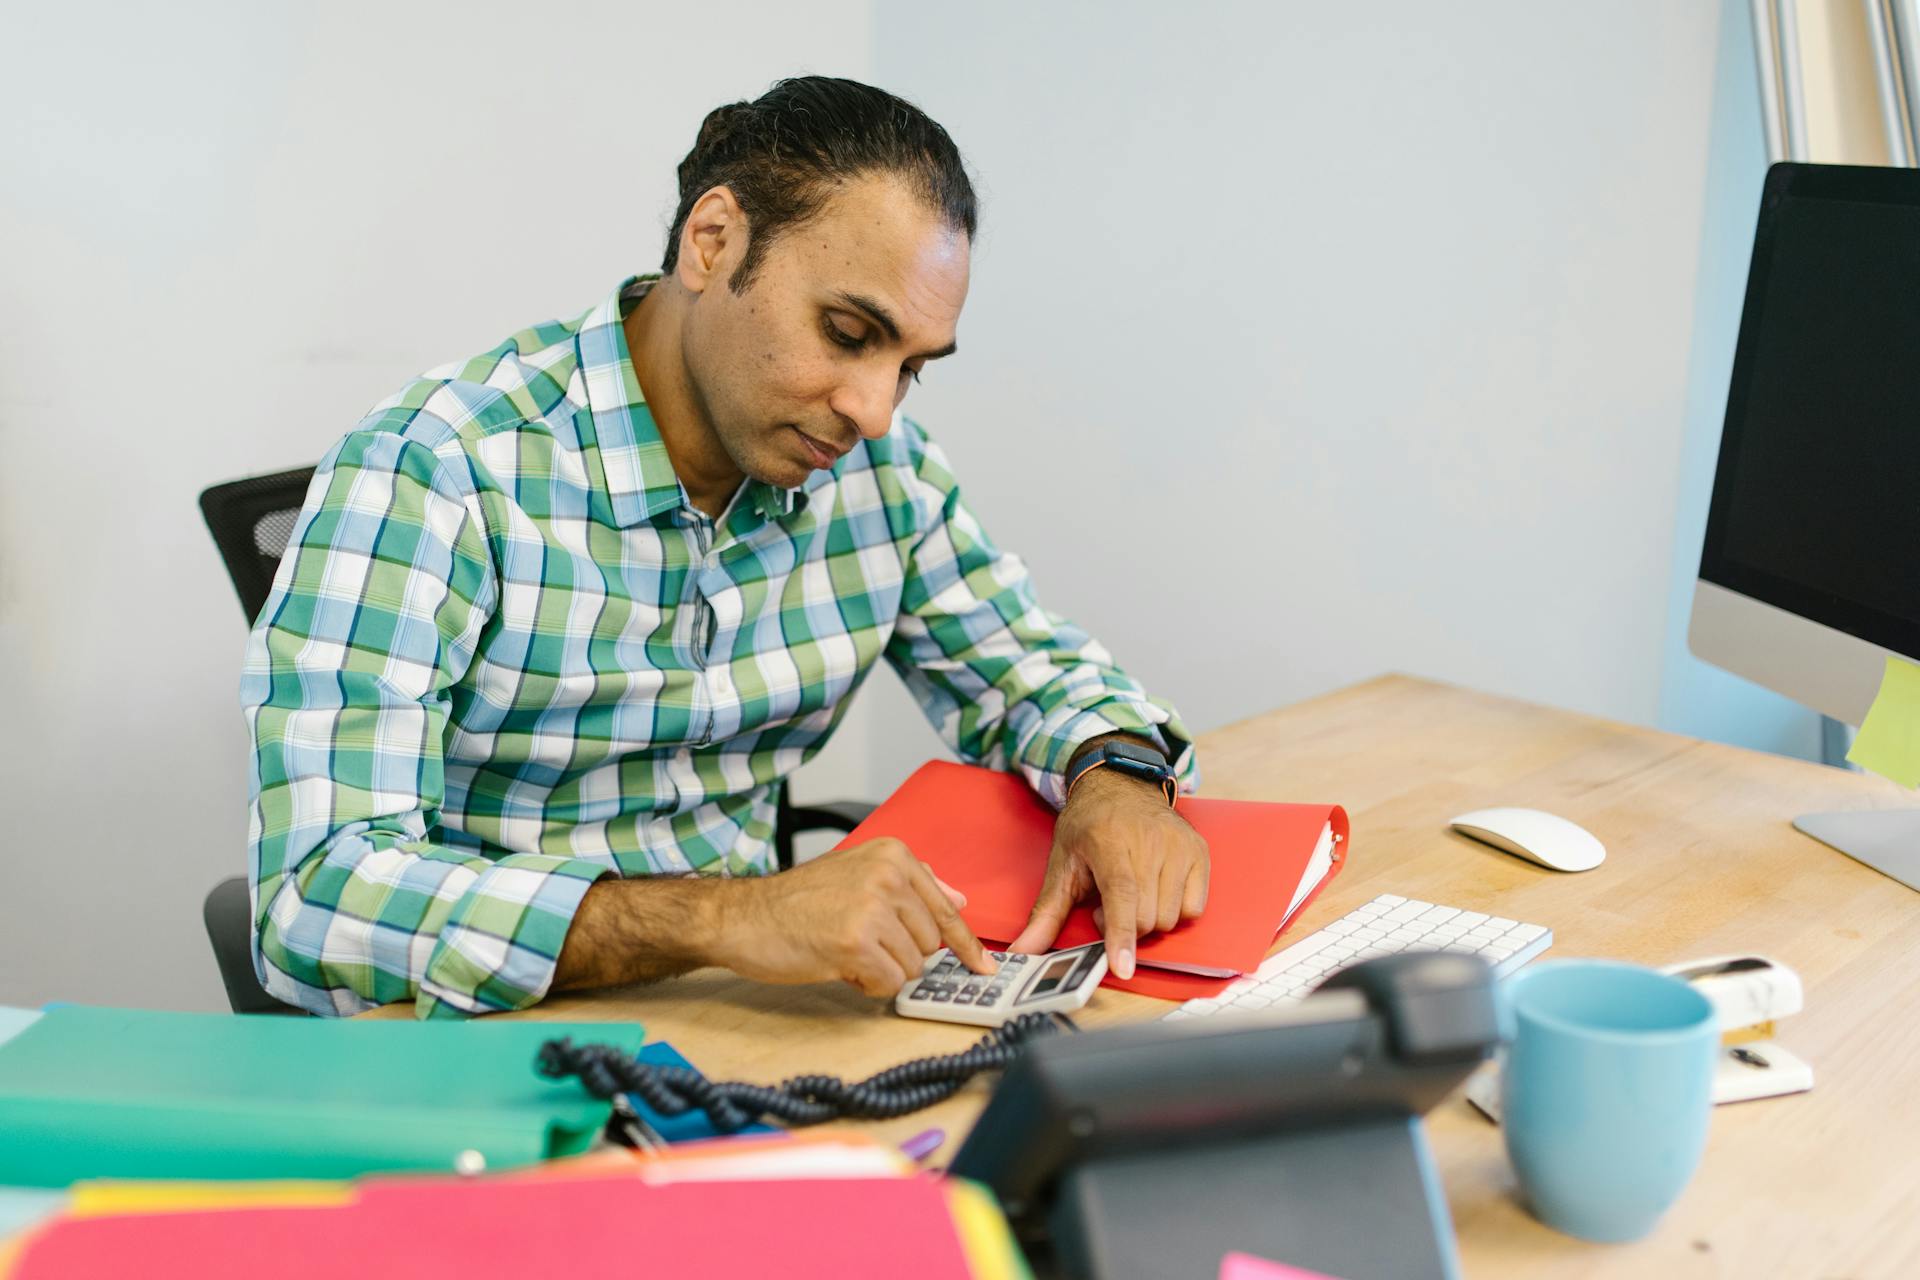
242,77,1207,1019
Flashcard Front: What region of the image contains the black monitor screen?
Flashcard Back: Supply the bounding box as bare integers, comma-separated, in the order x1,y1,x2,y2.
1700,163,1920,661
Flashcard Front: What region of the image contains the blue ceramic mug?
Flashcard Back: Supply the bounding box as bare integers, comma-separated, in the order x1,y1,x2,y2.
1500,960,1718,1243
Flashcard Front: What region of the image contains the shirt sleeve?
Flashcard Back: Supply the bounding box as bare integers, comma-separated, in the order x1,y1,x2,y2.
241,425,609,1019
883,423,1200,809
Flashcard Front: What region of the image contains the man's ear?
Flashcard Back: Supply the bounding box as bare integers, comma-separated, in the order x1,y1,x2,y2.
674,185,748,295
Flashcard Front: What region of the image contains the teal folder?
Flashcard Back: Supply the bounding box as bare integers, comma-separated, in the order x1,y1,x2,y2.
0,1006,644,1188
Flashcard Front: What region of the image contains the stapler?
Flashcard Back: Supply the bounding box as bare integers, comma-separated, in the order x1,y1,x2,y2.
1467,954,1813,1121
1659,954,1814,1104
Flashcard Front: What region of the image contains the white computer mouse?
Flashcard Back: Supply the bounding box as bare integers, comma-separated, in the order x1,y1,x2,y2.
1448,807,1606,873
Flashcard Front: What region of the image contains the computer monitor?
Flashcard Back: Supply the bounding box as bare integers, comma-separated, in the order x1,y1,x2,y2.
1688,162,1920,887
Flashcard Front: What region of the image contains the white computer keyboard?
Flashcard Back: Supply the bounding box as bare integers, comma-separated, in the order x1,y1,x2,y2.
1164,893,1552,1021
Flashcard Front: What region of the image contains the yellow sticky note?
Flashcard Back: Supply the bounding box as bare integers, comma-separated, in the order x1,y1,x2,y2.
1847,656,1920,789
67,1179,352,1218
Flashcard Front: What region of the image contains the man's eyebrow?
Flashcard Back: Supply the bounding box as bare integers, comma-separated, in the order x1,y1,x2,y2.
833,291,958,360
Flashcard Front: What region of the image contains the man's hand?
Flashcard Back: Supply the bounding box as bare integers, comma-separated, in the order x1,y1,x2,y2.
1008,768,1210,979
710,838,996,997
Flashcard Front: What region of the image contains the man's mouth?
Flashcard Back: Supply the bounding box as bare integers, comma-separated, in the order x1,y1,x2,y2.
791,427,846,470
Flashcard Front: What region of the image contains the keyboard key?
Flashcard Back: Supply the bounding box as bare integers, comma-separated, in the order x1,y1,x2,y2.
1169,896,1551,1022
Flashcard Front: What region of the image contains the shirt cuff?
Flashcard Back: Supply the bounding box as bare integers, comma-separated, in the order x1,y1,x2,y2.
1014,697,1200,811
414,853,611,1020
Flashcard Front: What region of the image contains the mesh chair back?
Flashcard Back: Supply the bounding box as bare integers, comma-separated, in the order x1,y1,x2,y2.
198,468,317,621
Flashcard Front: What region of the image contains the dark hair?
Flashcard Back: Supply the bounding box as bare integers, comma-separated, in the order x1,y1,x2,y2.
662,76,977,291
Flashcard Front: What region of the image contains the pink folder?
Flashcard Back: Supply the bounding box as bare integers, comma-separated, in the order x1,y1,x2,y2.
12,1176,977,1280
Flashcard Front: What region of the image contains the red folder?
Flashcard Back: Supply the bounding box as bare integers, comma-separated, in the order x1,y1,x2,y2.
835,761,1349,1000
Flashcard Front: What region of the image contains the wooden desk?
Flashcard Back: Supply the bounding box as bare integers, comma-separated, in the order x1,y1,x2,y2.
369,674,1920,1278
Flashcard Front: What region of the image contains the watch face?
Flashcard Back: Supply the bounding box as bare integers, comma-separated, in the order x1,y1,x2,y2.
1105,741,1170,773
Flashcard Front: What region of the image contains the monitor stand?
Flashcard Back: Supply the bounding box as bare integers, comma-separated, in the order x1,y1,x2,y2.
1795,811,1920,892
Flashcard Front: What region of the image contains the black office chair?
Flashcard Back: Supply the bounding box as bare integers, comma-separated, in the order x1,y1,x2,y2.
198,467,874,1014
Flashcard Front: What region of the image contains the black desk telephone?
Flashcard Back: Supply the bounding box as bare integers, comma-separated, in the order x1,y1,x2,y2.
951,951,1503,1280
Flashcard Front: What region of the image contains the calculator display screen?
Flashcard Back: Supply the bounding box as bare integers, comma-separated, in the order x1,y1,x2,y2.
1017,948,1099,1005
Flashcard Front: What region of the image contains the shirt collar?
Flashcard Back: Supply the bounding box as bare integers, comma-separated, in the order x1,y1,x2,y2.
576,275,810,529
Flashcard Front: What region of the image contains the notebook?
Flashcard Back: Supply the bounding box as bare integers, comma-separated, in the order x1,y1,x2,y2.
0,1006,643,1187
835,761,1349,1000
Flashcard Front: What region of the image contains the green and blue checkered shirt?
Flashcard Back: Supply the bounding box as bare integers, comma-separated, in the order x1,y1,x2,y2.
242,276,1196,1018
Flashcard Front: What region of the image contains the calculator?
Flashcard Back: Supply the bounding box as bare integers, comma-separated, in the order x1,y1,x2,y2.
895,941,1109,1026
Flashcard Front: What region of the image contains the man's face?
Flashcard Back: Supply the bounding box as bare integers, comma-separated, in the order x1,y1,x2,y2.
680,174,970,490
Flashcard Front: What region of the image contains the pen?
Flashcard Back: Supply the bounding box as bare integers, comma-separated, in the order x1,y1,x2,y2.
899,1127,946,1162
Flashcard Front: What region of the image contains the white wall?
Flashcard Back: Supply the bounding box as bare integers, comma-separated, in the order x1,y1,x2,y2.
820,0,1725,809
2,1,1734,1011
0,0,873,1010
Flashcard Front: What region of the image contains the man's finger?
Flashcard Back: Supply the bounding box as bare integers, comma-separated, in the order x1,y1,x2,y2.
1181,854,1208,920
1132,867,1159,937
1097,874,1139,980
874,917,926,988
1154,854,1185,933
930,871,968,909
1008,861,1075,955
895,891,943,957
910,862,996,975
851,945,910,998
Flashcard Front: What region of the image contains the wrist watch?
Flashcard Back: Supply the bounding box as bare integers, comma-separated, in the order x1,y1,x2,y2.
1064,738,1177,806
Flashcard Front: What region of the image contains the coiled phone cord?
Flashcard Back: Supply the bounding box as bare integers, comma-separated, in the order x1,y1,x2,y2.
536,1011,1075,1134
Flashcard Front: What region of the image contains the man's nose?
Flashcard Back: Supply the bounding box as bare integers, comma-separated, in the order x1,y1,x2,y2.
829,367,900,441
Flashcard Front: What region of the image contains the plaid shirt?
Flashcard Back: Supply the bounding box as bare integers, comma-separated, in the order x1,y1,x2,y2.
242,276,1197,1019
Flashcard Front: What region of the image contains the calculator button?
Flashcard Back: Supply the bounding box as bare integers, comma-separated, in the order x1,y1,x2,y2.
908,987,935,1001
930,990,954,1002
988,951,1008,962
1005,954,1029,966
983,986,1007,1002
952,991,977,1005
